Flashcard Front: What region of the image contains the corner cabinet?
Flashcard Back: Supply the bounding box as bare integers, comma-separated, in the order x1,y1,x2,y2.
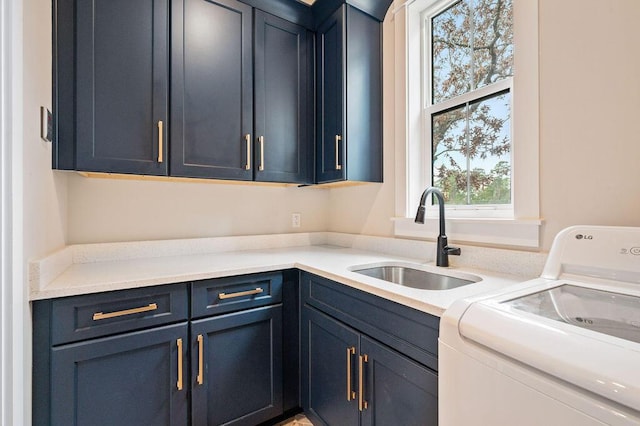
33,271,298,426
301,272,439,426
253,11,314,184
316,5,383,184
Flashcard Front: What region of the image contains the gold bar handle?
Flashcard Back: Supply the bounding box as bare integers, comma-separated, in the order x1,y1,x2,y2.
335,135,342,170
157,121,164,163
346,347,356,401
358,354,368,411
177,338,183,390
218,287,264,300
197,334,204,385
245,134,251,170
259,136,265,171
92,303,158,321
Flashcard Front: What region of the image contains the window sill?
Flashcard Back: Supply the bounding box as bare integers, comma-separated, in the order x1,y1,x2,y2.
392,217,543,248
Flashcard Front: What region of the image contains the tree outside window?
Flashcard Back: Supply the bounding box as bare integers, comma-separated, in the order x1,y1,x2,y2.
427,0,513,205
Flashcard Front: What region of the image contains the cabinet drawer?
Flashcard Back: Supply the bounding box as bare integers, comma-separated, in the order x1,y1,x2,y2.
301,272,440,371
50,284,188,345
191,272,283,318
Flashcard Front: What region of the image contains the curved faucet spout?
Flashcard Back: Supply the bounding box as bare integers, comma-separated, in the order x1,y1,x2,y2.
414,187,460,267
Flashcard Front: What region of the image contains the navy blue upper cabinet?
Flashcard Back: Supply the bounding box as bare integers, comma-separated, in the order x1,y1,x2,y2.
54,0,313,183
316,5,382,184
254,11,314,184
171,0,254,180
54,0,170,175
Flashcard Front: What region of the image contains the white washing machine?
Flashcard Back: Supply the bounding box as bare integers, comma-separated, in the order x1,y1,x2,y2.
439,226,640,425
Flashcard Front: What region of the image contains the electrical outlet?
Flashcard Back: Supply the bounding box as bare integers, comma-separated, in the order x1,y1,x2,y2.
292,213,301,228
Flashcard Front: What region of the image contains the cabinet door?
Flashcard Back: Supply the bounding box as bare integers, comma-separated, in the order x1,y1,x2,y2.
50,323,188,426
74,0,169,175
316,6,346,183
302,307,359,426
360,336,438,426
344,6,383,183
191,305,283,426
171,0,253,180
254,11,313,184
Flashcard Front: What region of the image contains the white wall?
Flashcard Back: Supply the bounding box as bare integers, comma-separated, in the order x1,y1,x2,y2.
14,0,68,421
538,0,640,248
328,0,640,251
66,175,330,244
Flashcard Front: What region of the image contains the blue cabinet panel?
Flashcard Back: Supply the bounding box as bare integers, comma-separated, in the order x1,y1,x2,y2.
51,283,188,345
55,0,169,174
302,306,360,426
171,0,253,180
345,6,382,182
50,323,188,426
360,336,438,426
301,272,439,426
191,304,283,426
191,272,283,318
301,272,440,371
316,5,382,184
316,6,345,183
254,10,313,184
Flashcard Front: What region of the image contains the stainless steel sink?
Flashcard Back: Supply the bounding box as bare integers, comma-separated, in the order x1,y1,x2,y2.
353,265,479,290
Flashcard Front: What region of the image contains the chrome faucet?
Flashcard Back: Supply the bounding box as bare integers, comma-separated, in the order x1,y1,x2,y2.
415,187,461,267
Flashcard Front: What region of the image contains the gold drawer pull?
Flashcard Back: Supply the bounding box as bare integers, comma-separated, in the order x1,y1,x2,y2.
346,347,356,401
245,134,251,170
218,287,264,300
359,354,368,411
259,135,265,171
335,135,342,170
92,303,158,321
177,338,183,390
157,121,164,163
197,334,204,385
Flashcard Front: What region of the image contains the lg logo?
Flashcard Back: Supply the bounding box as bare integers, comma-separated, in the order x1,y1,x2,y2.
575,234,593,240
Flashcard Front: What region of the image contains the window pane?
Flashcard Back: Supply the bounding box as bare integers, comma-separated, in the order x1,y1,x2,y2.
472,0,513,89
431,0,513,103
431,90,511,205
432,1,470,104
432,104,468,204
468,91,511,204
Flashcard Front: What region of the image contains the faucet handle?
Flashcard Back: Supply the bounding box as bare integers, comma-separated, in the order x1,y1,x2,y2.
444,246,461,256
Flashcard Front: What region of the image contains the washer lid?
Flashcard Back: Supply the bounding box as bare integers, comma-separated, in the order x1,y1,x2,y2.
504,284,640,344
459,282,640,413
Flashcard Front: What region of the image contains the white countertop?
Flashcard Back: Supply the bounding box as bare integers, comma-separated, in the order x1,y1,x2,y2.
30,234,529,317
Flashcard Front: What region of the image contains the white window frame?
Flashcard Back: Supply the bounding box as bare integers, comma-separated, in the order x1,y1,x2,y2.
392,0,541,248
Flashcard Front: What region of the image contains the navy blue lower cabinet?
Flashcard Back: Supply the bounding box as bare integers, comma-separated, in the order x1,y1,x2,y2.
191,304,283,426
301,272,439,426
302,307,438,426
302,306,360,426
50,322,189,426
359,336,438,426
